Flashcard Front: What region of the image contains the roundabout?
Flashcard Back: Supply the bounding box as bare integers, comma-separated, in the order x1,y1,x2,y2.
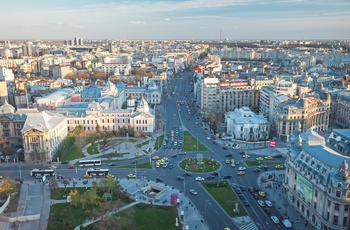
179,154,221,173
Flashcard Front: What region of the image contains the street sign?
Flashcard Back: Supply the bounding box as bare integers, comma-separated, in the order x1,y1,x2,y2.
269,140,276,147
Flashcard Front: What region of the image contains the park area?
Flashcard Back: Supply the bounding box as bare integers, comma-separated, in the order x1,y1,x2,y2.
179,157,220,173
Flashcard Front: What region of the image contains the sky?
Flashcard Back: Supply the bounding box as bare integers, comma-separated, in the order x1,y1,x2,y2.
1,0,350,40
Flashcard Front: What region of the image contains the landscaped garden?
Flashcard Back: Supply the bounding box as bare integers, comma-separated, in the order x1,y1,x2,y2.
203,181,247,217
179,157,220,173
181,131,210,152
244,160,283,167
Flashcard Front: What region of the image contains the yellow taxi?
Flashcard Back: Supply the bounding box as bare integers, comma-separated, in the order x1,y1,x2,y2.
256,157,264,161
127,174,136,179
106,174,115,179
265,156,273,160
242,154,250,159
48,165,57,170
230,159,235,164
238,171,246,176
152,156,160,160
275,165,284,169
259,191,266,197
83,174,92,179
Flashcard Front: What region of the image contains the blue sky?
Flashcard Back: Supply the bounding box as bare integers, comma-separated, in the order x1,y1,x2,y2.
1,0,350,40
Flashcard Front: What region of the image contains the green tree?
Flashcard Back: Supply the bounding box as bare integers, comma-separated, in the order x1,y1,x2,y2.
69,189,80,208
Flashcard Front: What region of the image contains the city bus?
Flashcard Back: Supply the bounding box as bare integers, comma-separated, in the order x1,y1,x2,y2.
30,169,55,177
78,159,102,167
84,168,114,178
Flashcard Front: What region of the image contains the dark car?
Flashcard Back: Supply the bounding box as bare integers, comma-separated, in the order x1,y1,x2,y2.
156,178,163,182
258,165,268,171
211,172,219,176
253,168,262,173
222,146,228,150
183,172,192,177
61,161,69,164
207,175,216,180
223,175,232,179
176,176,185,180
274,154,283,158
248,187,255,193
225,154,233,157
252,193,259,200
240,186,246,192
239,152,245,155
235,189,242,194
238,194,245,200
171,154,177,158
108,163,117,166
263,208,271,215
243,200,250,207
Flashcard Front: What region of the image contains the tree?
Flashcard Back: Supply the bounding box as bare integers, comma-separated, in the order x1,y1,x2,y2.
0,177,16,198
86,188,98,206
48,179,59,194
64,72,75,80
93,70,107,80
62,179,69,192
69,189,80,208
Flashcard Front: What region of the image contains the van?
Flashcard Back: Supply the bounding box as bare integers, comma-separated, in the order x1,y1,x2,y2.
282,219,292,229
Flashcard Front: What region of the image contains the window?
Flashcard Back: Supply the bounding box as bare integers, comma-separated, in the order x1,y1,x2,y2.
333,215,339,225
336,190,341,198
328,200,331,207
345,205,349,211
343,217,348,227
335,203,340,211
315,190,318,198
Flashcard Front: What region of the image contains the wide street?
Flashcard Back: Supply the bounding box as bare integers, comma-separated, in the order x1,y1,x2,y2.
1,69,289,230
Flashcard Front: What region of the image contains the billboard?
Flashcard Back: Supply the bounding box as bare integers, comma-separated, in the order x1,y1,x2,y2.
296,173,313,203
270,140,276,147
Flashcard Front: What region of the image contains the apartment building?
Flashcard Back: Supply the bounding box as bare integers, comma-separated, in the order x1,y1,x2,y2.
275,95,330,142
334,92,350,128
0,81,8,106
284,127,350,230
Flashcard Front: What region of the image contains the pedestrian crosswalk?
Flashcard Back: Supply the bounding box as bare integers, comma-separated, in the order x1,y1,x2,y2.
239,221,258,230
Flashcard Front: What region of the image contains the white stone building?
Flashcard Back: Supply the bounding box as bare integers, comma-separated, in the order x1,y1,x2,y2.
225,107,269,141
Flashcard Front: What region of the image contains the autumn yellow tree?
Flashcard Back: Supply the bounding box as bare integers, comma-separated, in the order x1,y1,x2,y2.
0,177,16,198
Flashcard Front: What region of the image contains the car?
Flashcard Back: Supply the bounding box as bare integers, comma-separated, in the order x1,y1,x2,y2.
263,208,271,215
256,157,264,161
83,174,92,179
271,216,280,224
253,168,262,172
108,163,117,166
238,171,245,176
259,191,266,197
275,165,284,169
231,183,238,189
223,175,232,179
252,193,259,200
222,146,228,150
248,187,254,193
176,176,185,180
168,164,173,169
225,154,233,157
225,160,230,164
239,152,245,155
171,154,177,158
207,175,216,180
265,200,273,207
238,167,246,171
282,219,292,229
68,165,75,169
156,178,163,182
61,161,69,164
238,194,245,200
235,189,242,194
253,187,259,192
265,156,273,160
152,156,160,160
235,160,240,165
240,186,246,192
195,177,204,181
212,172,219,176
242,154,250,159
206,137,211,140
127,174,136,179
243,200,250,207
189,189,197,195
213,141,218,145
183,172,192,177
275,154,283,158
49,165,57,170
106,174,115,179
257,200,265,207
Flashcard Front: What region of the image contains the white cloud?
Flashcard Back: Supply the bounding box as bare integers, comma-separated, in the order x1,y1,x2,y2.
164,18,171,21
130,21,146,25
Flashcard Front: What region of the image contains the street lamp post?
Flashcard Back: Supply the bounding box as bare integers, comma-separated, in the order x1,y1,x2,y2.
197,134,199,151
183,177,186,193
19,166,22,180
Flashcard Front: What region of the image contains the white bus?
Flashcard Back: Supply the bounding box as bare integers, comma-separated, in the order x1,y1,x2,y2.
85,168,113,178
78,159,102,167
30,169,55,177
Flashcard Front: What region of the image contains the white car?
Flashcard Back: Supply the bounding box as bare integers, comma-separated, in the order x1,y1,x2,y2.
271,216,280,224
238,167,246,171
195,177,204,181
265,200,273,207
207,137,211,140
257,200,265,207
189,189,197,195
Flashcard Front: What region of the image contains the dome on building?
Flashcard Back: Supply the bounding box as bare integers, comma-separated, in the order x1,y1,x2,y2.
137,95,149,113
0,100,15,114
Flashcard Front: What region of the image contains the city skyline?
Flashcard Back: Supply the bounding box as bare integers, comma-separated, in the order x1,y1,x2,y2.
1,0,350,41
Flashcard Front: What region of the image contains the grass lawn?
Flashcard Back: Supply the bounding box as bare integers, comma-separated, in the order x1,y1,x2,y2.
118,162,152,169
136,140,150,148
99,152,128,158
87,143,99,155
61,142,85,161
182,131,210,152
244,160,283,167
203,181,247,217
51,187,88,200
179,157,220,173
154,135,164,151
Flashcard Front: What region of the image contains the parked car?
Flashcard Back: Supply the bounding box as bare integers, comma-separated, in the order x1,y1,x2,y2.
243,200,250,207
263,208,271,215
257,200,265,207
271,216,280,224
265,200,273,207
